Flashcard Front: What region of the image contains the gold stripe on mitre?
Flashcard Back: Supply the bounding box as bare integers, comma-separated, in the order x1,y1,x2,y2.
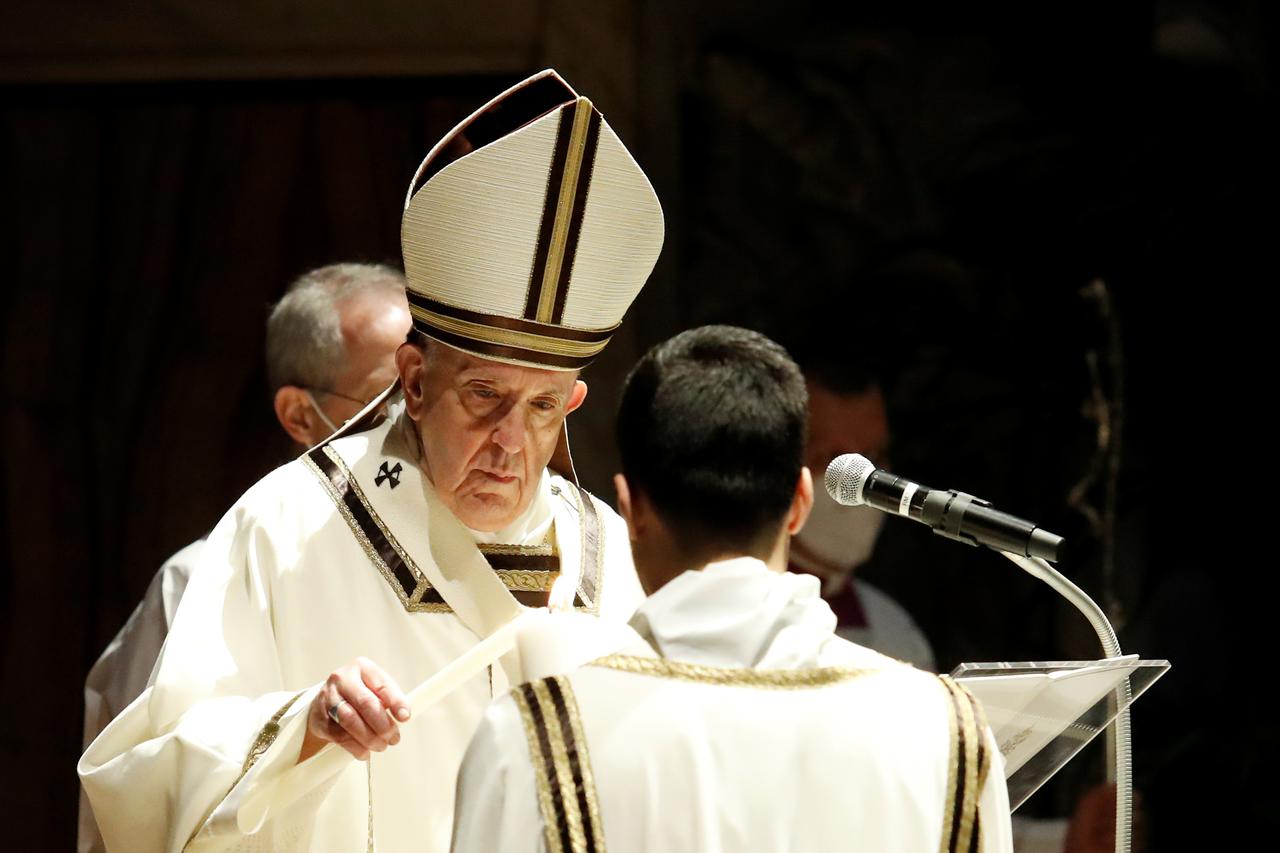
536,97,595,324
399,69,662,371
408,302,611,360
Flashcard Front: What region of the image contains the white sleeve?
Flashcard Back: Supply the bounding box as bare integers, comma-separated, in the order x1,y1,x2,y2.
78,496,349,853
451,695,545,853
82,542,202,751
80,552,192,853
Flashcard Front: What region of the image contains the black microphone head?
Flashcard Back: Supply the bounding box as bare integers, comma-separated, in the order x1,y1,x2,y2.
824,454,876,506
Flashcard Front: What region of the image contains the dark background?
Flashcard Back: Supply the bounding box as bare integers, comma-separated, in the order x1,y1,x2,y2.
1,1,1272,849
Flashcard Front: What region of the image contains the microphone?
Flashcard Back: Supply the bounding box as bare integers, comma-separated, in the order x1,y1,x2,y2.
824,454,1065,562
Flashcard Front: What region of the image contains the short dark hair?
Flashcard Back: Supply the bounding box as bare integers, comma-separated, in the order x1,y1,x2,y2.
616,325,808,555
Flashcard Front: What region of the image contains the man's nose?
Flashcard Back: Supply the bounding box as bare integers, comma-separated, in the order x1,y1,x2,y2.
491,403,527,455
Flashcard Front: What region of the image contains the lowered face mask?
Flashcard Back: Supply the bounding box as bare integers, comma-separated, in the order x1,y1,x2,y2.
794,485,885,572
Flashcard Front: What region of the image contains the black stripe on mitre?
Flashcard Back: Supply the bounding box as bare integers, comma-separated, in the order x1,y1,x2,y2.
406,70,578,197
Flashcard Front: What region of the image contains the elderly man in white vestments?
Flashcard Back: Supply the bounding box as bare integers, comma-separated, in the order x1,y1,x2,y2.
451,326,1014,853
77,262,410,853
79,69,664,853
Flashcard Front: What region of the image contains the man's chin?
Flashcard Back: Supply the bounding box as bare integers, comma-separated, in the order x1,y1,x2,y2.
452,492,522,532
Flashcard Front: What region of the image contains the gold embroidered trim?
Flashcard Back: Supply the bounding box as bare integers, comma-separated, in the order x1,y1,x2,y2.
938,676,983,853
480,540,554,557
514,678,604,853
574,486,590,610
570,486,603,614
513,687,565,853
183,691,307,851
325,446,430,604
955,680,980,853
560,676,606,849
307,446,581,614
495,568,561,592
589,654,875,689
939,677,961,853
409,303,610,359
306,446,460,614
238,691,306,781
963,678,991,850
534,679,591,853
412,601,455,613
537,97,595,323
304,450,420,610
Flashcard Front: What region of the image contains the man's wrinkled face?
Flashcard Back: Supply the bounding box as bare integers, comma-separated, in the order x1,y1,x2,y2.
400,342,587,532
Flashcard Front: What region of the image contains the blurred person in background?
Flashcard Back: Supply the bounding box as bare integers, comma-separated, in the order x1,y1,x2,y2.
790,355,936,670
788,342,1138,853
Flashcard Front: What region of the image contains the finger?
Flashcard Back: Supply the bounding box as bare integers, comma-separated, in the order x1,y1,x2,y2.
330,728,371,761
306,691,371,760
331,697,384,752
327,682,387,753
342,677,399,745
324,680,354,727
333,739,370,761
357,657,411,723
313,683,352,737
320,696,372,758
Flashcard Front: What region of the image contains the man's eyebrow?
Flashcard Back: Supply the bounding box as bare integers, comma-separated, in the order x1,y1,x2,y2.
534,380,578,401
453,369,567,398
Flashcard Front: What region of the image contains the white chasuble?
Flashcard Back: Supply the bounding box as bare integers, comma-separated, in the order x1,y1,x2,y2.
79,406,641,853
452,557,1013,853
81,540,203,853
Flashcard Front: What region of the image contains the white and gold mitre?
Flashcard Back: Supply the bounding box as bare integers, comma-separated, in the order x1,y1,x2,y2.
401,69,665,371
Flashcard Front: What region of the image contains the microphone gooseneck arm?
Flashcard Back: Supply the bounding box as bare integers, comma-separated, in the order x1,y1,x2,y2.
1001,552,1133,853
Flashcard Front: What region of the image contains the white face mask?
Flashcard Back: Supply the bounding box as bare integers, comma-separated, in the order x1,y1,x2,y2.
305,390,340,434
794,484,885,572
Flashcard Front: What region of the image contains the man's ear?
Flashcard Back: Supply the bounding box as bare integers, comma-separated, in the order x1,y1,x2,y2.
274,386,318,447
786,466,815,535
566,379,588,415
614,472,633,529
396,342,429,420
614,473,640,541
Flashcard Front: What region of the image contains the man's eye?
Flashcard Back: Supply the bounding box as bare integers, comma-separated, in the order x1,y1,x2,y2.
471,388,498,400
532,400,557,411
